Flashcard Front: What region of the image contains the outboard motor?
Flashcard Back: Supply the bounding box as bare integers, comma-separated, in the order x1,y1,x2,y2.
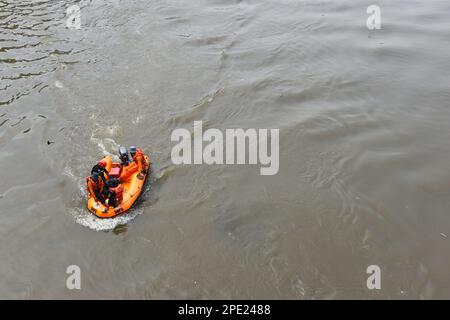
129,145,137,158
119,145,129,165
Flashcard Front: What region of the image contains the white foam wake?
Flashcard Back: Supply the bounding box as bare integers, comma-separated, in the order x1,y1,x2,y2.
70,206,144,231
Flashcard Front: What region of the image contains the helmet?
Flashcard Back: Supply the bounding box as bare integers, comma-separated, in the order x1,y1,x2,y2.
98,159,106,168
129,145,137,156
92,172,99,181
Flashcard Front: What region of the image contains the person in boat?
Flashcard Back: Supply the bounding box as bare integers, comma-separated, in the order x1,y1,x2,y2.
87,172,105,203
129,145,147,175
103,178,123,208
91,159,109,182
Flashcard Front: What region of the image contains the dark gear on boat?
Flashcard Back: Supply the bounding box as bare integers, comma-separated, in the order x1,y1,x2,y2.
104,178,122,207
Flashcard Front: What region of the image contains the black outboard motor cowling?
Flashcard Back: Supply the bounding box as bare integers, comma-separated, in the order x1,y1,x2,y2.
119,145,129,165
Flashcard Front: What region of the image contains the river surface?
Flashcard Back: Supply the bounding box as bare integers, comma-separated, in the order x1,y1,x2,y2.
1,0,450,299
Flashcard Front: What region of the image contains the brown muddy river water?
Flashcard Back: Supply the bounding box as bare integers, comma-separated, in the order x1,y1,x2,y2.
1,0,450,299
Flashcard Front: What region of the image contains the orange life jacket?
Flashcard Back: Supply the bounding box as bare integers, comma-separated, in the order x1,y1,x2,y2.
87,177,104,197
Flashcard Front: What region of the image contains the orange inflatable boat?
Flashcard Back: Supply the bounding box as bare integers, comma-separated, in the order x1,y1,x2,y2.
87,154,150,218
